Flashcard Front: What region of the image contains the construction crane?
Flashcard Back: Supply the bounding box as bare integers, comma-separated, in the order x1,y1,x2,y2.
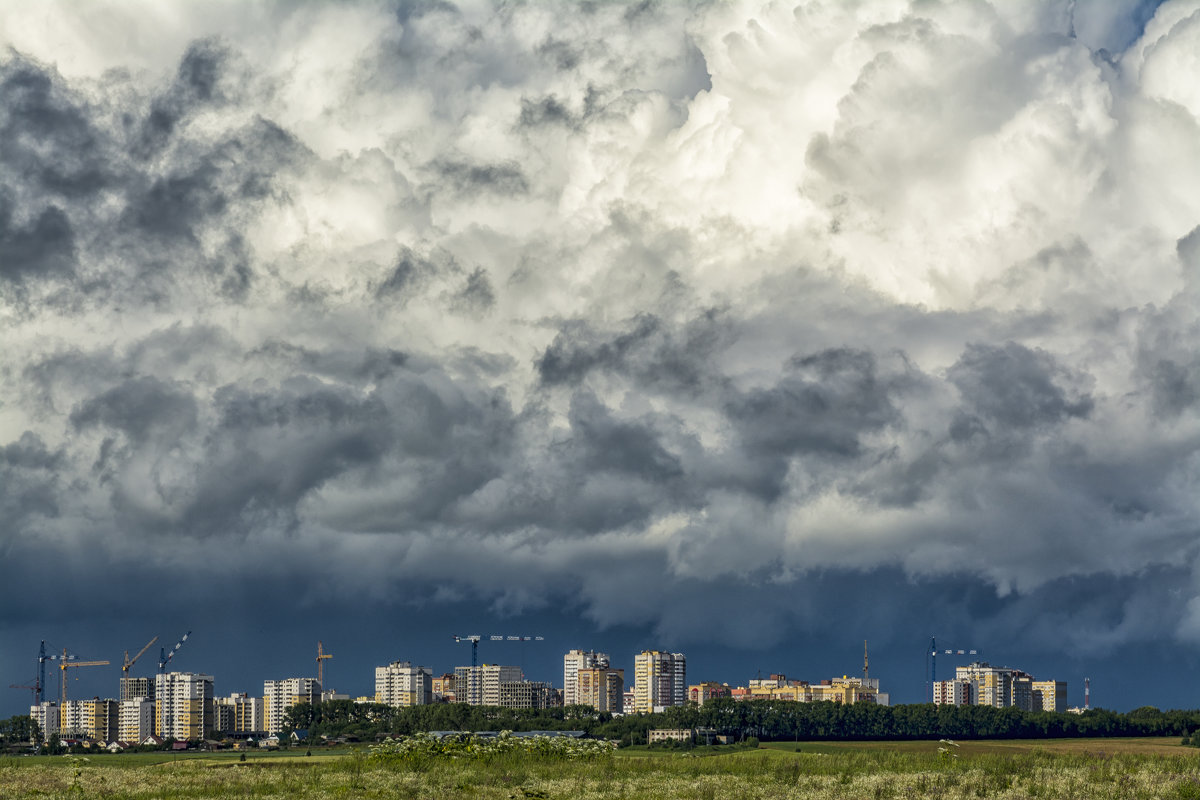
123,636,159,674
36,641,47,704
316,641,332,687
453,634,544,667
9,681,38,705
926,637,980,701
159,631,191,673
56,648,110,703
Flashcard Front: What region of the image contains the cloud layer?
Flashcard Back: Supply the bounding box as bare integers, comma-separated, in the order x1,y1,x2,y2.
3,0,1200,672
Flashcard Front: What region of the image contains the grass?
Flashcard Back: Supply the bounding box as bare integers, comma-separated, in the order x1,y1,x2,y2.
1,739,1198,799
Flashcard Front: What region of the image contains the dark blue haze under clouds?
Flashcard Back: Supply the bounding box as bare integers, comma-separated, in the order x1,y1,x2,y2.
2,0,1198,715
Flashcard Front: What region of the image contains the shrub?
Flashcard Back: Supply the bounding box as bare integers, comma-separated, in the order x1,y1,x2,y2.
369,731,616,764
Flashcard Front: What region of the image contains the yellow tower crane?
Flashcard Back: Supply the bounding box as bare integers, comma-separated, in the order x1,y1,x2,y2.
58,648,110,703
123,636,159,674
316,641,333,689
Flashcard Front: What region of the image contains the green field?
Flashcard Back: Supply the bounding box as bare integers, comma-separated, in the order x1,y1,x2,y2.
2,739,1199,799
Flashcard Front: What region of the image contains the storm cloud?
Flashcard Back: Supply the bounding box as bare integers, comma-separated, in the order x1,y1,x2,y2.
3,0,1200,709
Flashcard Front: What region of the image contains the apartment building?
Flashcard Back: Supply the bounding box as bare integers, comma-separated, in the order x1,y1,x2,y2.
688,682,729,706
453,664,522,706
577,667,624,713
119,698,155,742
59,699,119,741
933,679,973,706
30,702,59,742
156,672,214,741
499,680,556,709
944,662,1061,712
263,678,320,735
375,661,432,707
120,677,153,702
1032,680,1067,712
809,677,882,705
563,650,609,706
633,651,685,713
432,673,456,702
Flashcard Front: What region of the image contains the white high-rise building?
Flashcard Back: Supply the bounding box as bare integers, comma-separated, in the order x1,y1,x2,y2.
375,661,432,707
563,650,609,706
156,672,214,741
119,698,155,742
633,651,686,713
30,702,59,742
263,678,320,735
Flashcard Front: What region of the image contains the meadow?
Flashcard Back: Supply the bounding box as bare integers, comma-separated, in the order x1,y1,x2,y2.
2,738,1199,799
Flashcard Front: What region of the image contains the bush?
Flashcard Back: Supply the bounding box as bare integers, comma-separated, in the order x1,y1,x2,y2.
369,732,616,764
745,737,760,748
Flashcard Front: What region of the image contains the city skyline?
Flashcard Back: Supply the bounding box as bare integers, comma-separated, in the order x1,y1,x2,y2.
10,631,1076,719
4,0,1200,719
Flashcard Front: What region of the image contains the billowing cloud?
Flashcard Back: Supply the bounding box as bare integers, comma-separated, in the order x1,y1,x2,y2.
3,0,1200,706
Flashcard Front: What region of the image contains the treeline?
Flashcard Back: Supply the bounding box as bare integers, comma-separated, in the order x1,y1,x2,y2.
282,699,1200,744
0,715,42,751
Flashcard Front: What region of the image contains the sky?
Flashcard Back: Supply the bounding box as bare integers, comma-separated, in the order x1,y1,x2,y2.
2,0,1199,717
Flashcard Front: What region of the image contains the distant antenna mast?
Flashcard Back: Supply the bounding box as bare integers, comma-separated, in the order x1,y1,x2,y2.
1085,677,1090,710
863,640,869,681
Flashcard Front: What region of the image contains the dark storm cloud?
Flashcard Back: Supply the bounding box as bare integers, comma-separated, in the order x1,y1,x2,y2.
518,94,576,128
5,0,1200,717
134,38,235,158
430,159,529,196
726,348,902,459
0,433,62,540
537,309,730,393
568,391,684,481
70,376,198,444
0,194,75,283
0,54,110,198
451,267,496,312
948,342,1094,430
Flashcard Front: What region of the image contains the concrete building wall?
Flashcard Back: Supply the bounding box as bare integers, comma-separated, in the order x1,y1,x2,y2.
563,650,609,707
634,651,685,713
119,698,155,743
156,672,214,741
374,662,432,707
263,678,320,735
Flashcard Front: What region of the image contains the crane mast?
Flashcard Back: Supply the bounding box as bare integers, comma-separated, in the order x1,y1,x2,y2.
453,634,544,667
927,636,980,701
316,641,333,688
56,648,110,703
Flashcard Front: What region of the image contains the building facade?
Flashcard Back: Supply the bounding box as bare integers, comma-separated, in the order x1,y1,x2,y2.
453,664,522,706
941,663,1063,713
156,672,215,741
118,698,155,743
633,651,685,713
59,699,119,741
688,682,730,706
375,661,432,707
498,680,556,709
933,679,973,706
263,678,320,735
1032,680,1067,712
563,650,609,706
578,667,625,713
120,677,153,702
30,702,59,742
432,673,456,702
